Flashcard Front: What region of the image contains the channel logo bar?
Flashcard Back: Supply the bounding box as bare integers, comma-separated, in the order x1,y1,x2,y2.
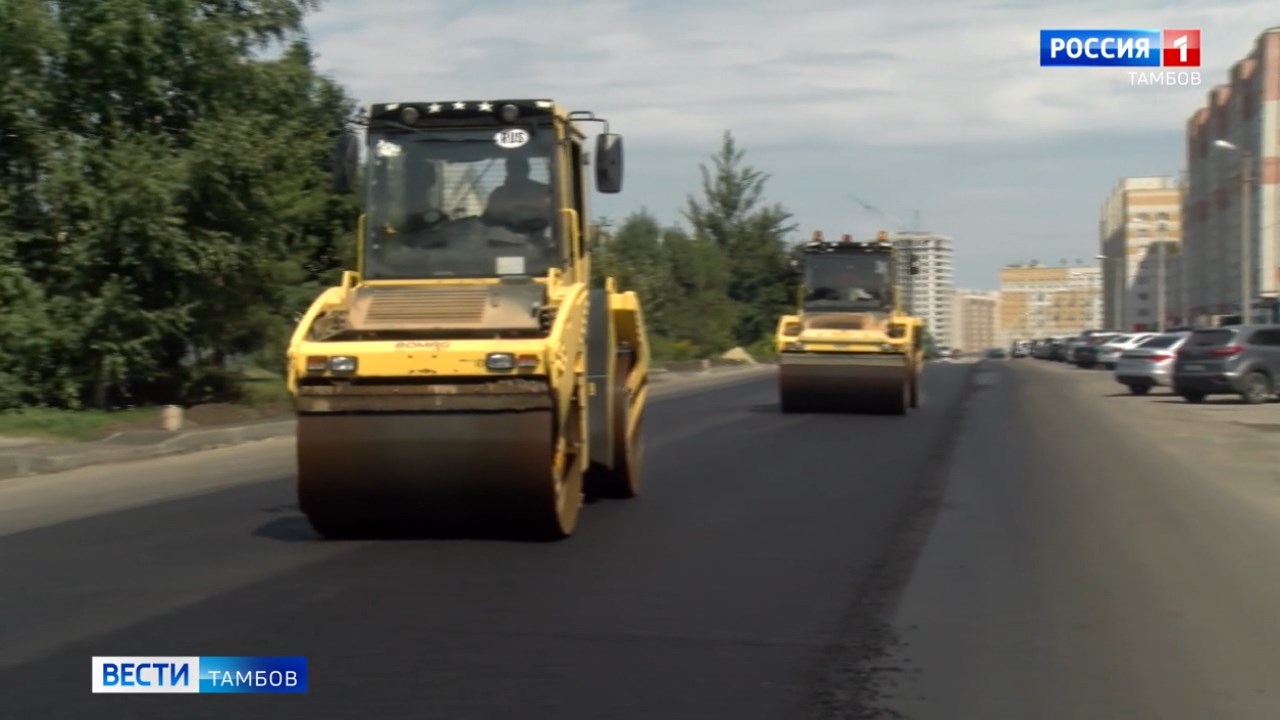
1040,29,1201,67
92,656,308,693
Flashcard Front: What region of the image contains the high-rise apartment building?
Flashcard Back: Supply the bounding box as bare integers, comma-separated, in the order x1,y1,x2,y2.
997,263,1103,344
1097,176,1183,331
891,231,954,346
1183,27,1280,324
952,289,999,352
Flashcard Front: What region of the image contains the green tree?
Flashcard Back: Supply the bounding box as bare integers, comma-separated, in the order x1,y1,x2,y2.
594,210,680,331
0,0,356,408
657,227,737,357
683,131,797,347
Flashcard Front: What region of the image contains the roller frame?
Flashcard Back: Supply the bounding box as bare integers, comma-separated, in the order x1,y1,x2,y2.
583,288,644,499
586,288,617,474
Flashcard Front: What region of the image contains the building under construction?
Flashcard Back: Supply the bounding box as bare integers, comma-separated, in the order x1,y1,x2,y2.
890,231,955,347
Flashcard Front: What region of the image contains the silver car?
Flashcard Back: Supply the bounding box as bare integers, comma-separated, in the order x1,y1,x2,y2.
1097,333,1157,369
1113,331,1191,394
1063,336,1087,364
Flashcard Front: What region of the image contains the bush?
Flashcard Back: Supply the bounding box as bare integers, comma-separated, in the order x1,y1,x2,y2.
651,337,702,363
180,367,246,405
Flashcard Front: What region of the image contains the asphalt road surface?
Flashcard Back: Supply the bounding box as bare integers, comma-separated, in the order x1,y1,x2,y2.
0,363,977,720
4,358,1278,719
883,359,1280,719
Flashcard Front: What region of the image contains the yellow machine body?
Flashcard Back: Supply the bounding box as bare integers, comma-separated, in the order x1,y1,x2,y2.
286,100,650,540
775,231,925,414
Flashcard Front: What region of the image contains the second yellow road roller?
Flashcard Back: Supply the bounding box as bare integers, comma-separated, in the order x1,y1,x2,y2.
285,99,650,540
775,231,924,414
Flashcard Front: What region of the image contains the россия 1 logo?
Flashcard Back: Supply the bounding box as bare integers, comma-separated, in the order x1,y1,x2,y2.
1040,29,1202,87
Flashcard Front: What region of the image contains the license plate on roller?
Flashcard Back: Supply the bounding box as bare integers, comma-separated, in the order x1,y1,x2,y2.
1182,364,1204,371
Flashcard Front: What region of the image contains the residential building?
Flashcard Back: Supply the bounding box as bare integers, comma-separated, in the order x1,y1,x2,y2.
952,289,999,352
891,231,955,346
1182,27,1280,324
1097,176,1183,331
996,263,1103,344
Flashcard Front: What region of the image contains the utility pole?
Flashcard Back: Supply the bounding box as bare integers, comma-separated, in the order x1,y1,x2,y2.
592,217,614,245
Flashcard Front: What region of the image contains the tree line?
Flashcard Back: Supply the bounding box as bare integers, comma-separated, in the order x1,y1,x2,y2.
0,0,801,411
590,132,800,361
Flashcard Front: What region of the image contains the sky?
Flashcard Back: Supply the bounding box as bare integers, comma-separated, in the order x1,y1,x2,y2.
302,0,1278,290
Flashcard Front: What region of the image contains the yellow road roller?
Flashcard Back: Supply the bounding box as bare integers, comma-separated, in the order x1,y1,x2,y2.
775,231,924,414
285,99,650,540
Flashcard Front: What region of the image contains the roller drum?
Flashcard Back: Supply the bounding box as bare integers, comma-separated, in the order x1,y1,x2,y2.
778,352,910,414
297,409,579,539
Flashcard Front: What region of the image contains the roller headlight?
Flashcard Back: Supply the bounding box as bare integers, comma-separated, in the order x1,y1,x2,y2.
486,352,515,370
328,356,357,373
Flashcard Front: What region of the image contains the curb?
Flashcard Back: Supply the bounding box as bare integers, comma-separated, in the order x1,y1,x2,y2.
0,364,764,481
0,420,297,481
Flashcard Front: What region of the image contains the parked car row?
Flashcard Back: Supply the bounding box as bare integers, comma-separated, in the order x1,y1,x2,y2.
1021,326,1280,404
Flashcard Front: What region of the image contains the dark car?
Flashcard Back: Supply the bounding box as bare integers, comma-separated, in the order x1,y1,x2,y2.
1071,333,1120,369
985,347,1008,359
1048,339,1068,361
1172,324,1280,404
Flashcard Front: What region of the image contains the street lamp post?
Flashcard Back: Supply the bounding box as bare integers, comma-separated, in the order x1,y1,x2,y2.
1094,254,1121,329
1177,168,1190,327
1156,236,1166,331
1178,240,1189,327
1213,139,1252,323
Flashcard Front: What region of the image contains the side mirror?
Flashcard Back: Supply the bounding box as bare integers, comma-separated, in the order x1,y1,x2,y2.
332,131,360,194
595,133,623,194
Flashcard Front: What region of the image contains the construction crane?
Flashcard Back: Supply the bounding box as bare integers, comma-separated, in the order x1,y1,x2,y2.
848,196,921,233
847,196,927,330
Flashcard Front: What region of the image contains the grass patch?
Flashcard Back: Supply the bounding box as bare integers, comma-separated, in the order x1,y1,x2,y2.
238,377,289,406
0,372,293,444
0,407,158,443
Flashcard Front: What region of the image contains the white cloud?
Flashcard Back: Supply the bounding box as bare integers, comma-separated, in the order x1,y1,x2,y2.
307,0,1277,147
303,0,1278,288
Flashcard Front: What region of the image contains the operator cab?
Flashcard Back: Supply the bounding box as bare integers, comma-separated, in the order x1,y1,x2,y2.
798,231,918,314
330,100,624,283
